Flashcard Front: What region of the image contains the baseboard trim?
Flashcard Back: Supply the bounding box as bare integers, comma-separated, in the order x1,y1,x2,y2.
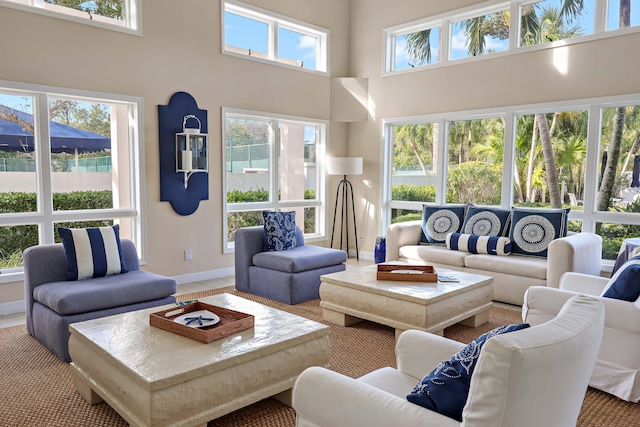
172,267,235,286
0,299,25,316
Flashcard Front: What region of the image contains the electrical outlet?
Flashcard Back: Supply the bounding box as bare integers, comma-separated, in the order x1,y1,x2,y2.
184,249,192,261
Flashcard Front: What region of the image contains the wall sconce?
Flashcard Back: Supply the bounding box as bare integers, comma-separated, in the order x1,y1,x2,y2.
176,115,208,188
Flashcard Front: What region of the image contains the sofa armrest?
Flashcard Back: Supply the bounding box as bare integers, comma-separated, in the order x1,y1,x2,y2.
546,232,602,288
385,220,423,262
559,272,609,295
396,330,466,380
292,366,457,427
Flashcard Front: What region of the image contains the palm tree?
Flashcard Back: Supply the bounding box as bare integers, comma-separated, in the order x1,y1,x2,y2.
394,124,431,175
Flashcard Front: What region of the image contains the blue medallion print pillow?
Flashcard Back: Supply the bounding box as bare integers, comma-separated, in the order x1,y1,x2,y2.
601,255,640,301
407,323,530,421
509,207,570,257
58,224,128,281
419,205,467,245
462,206,511,237
263,211,297,251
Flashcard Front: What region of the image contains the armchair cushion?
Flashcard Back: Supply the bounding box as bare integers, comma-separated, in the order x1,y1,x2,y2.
419,204,467,245
58,225,128,280
407,323,529,421
509,207,569,257
32,270,177,316
263,210,297,251
601,255,640,301
252,245,347,273
446,233,512,256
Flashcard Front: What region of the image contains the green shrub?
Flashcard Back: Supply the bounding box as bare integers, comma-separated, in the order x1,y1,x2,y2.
446,162,502,205
0,190,114,267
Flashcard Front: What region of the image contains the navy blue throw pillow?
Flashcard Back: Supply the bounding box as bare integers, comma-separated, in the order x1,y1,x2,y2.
462,205,511,237
509,207,569,257
407,323,530,421
602,255,640,301
419,204,467,245
263,211,297,251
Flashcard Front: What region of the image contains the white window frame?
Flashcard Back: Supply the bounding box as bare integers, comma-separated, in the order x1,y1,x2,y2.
0,0,141,35
383,0,639,77
222,0,329,75
382,92,640,269
0,80,144,283
222,107,327,254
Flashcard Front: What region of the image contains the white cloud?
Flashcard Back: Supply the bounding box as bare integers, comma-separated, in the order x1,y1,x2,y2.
297,35,317,50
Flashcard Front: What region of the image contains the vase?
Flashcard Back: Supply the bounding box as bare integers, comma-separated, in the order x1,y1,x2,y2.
374,237,386,264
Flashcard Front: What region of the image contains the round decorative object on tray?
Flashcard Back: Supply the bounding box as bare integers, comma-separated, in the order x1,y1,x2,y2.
174,310,220,328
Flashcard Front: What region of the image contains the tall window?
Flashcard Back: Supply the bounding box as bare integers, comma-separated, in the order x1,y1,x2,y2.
0,0,140,33
223,0,328,73
0,83,142,273
223,108,326,252
384,0,638,75
384,95,640,264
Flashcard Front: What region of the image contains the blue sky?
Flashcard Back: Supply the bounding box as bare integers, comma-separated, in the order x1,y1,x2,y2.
224,12,318,70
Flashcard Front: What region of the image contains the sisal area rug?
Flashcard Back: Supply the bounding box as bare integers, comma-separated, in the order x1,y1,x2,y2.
1,286,638,426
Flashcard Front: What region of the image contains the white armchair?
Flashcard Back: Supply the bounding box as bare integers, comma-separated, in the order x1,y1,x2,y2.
293,295,604,427
523,273,640,403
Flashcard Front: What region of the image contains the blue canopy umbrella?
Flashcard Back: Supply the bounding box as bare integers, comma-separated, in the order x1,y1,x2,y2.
0,108,110,153
632,155,640,188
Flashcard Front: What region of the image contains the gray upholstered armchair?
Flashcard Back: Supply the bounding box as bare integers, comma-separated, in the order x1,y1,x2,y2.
234,226,347,304
23,239,177,362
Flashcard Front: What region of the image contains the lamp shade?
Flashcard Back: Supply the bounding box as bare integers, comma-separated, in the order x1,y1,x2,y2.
327,157,363,176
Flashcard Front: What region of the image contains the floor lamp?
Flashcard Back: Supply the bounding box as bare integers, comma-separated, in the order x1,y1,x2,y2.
328,157,363,260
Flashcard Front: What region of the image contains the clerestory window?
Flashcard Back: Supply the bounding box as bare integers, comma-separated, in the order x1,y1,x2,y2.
0,0,140,34
384,0,639,75
222,0,329,74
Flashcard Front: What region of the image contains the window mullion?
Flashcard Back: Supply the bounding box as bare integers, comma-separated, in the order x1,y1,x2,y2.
435,119,448,204
581,105,603,233
440,20,451,64
270,120,279,206
502,112,516,207
508,2,519,50
594,0,606,33
271,20,278,61
34,93,55,244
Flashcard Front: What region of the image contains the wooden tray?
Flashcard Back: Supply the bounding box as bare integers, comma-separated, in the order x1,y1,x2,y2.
149,301,254,343
376,264,438,282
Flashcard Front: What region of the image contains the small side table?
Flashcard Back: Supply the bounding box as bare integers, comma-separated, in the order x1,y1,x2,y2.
612,237,640,274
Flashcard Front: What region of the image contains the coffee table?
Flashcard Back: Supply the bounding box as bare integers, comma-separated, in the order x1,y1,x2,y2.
68,293,330,427
320,264,493,337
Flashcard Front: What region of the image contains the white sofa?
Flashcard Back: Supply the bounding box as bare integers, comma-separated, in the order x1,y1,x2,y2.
385,220,602,305
524,274,640,403
292,295,604,427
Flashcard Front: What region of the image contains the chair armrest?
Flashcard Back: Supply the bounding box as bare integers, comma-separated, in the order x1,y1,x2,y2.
559,272,609,295
396,330,466,380
292,366,458,427
546,232,602,288
385,220,423,262
234,226,265,292
523,285,640,335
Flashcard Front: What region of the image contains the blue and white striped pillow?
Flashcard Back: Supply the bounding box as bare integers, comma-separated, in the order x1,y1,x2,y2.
58,225,128,280
446,232,512,256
